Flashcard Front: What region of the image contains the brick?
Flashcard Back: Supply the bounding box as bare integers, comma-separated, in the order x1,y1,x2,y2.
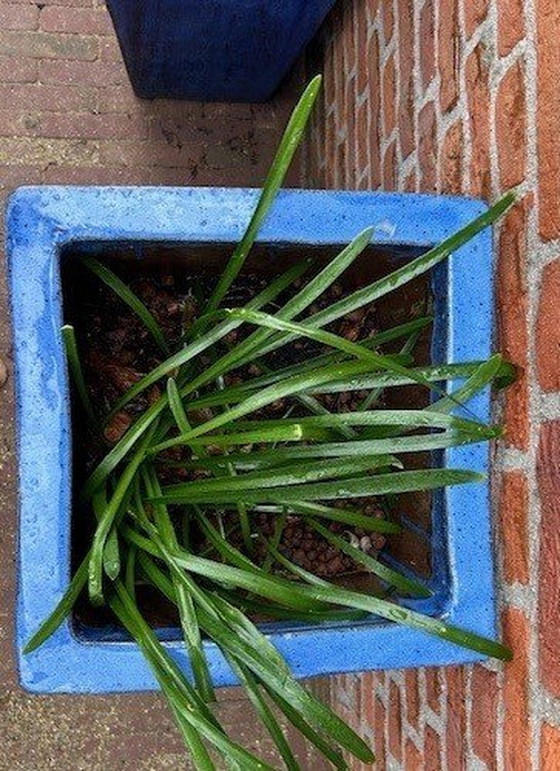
418,100,437,191
0,165,43,198
374,695,386,767
439,0,460,113
502,608,531,771
342,5,357,89
367,31,381,187
96,85,142,114
382,54,396,138
366,0,382,24
398,0,415,159
404,670,420,730
324,110,336,189
42,164,150,186
445,667,466,771
38,58,129,88
383,0,394,42
344,76,357,184
99,34,124,63
536,260,560,391
470,666,499,768
0,83,97,113
440,120,463,194
387,680,402,762
10,112,148,141
0,55,37,84
382,139,397,190
537,421,560,698
498,0,525,56
464,0,490,38
404,739,422,771
354,0,370,96
336,136,349,189
0,137,98,167
424,668,442,713
40,6,112,36
541,724,560,771
499,470,530,583
496,60,526,190
537,0,560,239
0,30,98,61
356,99,370,179
360,671,376,734
466,42,491,197
496,198,531,450
403,168,417,191
425,725,442,770
21,0,94,5
420,0,436,90
0,4,39,30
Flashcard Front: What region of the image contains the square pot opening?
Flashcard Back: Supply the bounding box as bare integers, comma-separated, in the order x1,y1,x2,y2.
59,237,451,645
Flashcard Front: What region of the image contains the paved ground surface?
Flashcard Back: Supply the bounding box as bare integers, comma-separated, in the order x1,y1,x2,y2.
0,2,330,768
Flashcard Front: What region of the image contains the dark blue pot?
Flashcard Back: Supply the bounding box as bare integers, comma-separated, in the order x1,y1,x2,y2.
105,0,338,102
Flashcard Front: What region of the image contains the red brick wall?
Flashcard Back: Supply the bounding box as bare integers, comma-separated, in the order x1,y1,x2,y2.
305,0,560,767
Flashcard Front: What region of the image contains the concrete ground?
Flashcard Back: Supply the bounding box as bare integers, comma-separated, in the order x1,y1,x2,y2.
0,2,329,768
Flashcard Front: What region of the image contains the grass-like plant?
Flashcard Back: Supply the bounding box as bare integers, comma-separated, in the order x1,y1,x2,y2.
25,76,515,769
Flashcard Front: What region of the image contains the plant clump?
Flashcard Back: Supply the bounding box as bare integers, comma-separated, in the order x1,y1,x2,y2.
25,77,515,770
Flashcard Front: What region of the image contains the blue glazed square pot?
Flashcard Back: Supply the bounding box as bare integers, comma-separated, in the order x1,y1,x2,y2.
8,186,496,693
105,0,338,102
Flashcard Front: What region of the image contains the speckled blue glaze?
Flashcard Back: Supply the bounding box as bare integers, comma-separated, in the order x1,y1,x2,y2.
105,0,338,101
8,186,496,693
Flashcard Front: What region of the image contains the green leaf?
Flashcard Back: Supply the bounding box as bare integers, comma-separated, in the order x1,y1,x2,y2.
224,657,300,771
142,468,215,703
207,593,373,764
222,307,448,398
255,501,401,534
153,407,496,455
81,257,170,356
111,584,272,770
179,318,434,412
137,552,369,765
99,258,309,429
154,468,483,505
171,551,512,661
308,518,431,598
88,423,157,605
23,553,90,653
180,428,493,469
61,324,95,423
249,193,516,362
205,75,322,313
159,454,398,500
167,377,191,435
145,361,387,454
174,227,377,412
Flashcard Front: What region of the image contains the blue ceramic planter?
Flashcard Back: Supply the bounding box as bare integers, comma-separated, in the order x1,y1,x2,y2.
8,186,497,693
105,0,337,102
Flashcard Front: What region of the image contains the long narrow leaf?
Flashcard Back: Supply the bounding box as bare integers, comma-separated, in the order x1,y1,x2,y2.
205,75,322,313
154,468,483,505
308,518,430,598
171,551,511,661
82,257,169,356
223,307,450,398
23,553,90,653
246,194,515,364
62,324,95,422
